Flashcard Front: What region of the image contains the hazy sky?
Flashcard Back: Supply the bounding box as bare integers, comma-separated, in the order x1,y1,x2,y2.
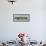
0,0,46,42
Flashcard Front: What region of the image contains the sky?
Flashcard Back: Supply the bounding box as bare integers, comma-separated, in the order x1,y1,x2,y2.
0,0,46,42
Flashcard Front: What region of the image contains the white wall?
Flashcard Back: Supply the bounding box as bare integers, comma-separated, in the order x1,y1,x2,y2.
0,0,46,41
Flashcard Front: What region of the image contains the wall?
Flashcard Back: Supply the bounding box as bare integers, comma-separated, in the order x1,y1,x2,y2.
0,0,46,41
